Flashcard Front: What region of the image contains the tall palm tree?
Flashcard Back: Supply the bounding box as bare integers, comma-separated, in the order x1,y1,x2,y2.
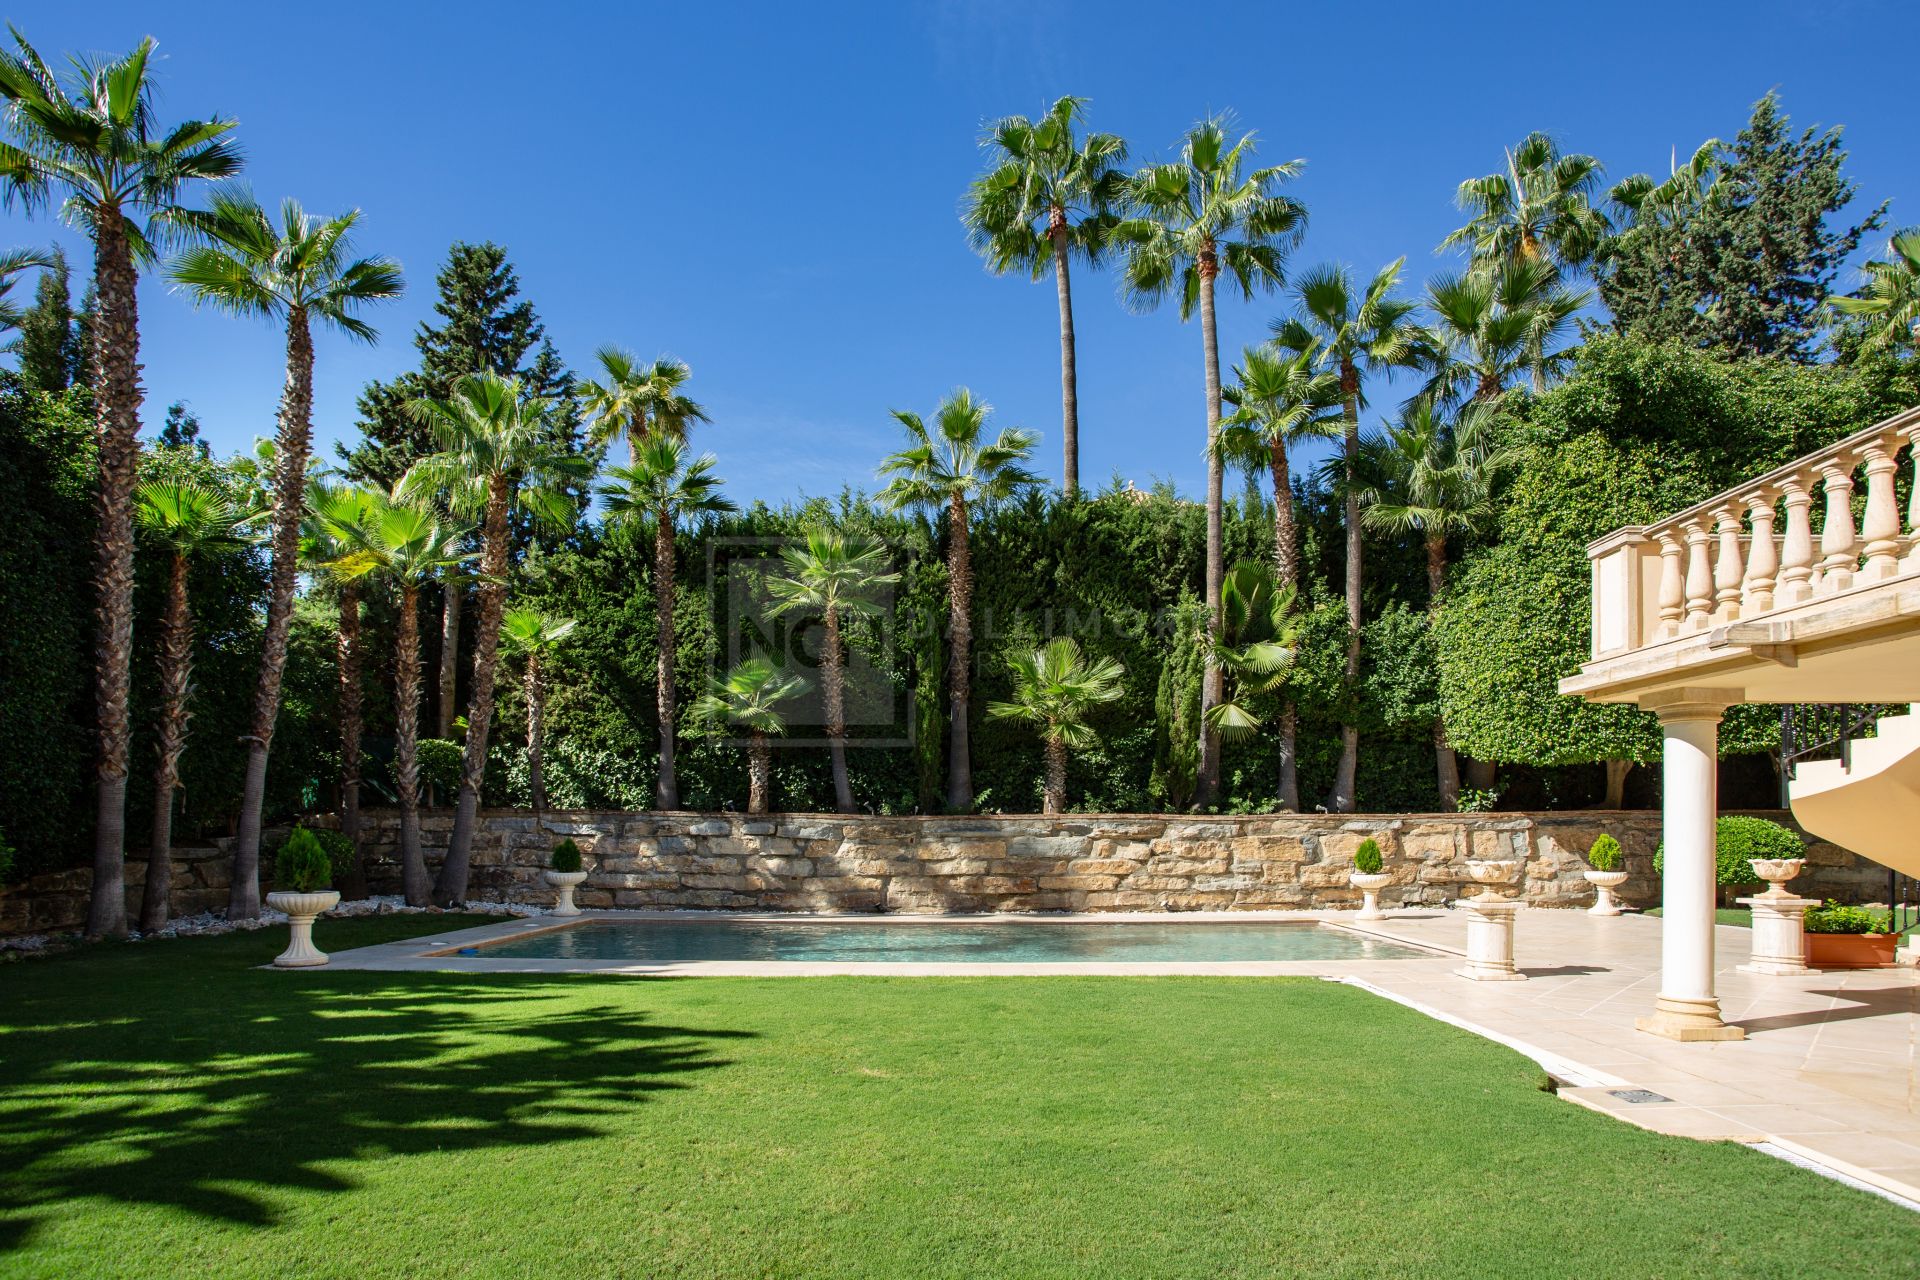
1832,228,1920,352
1354,402,1512,810
987,638,1125,814
501,607,577,825
600,437,737,811
1202,560,1300,747
302,479,378,894
963,95,1127,495
1441,131,1609,270
402,371,590,905
579,347,708,463
171,187,403,919
0,32,240,938
1115,115,1306,808
691,658,810,815
1215,344,1337,809
878,388,1041,811
766,529,898,813
323,490,475,905
133,477,255,931
1420,258,1587,403
1271,260,1420,812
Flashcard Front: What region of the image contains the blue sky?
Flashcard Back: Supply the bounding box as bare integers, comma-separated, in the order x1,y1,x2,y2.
10,0,1915,503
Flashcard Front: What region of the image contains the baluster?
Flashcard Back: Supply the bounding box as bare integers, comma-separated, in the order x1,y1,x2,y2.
1683,517,1713,631
1817,459,1858,594
1777,477,1815,605
1906,424,1920,571
1860,439,1901,582
1712,503,1744,622
1742,489,1777,614
1656,530,1684,639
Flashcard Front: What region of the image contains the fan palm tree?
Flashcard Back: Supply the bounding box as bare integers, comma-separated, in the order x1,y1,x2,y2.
0,245,52,331
133,477,256,931
1421,258,1587,403
402,370,591,905
323,491,475,905
1115,115,1306,809
1215,343,1337,809
987,638,1125,814
1201,560,1300,748
878,388,1041,811
579,348,708,463
1441,131,1609,270
1271,260,1420,812
0,32,240,938
502,607,577,824
170,187,403,919
601,436,737,811
301,479,378,893
765,529,899,813
1355,402,1513,810
1832,229,1920,352
691,658,810,815
963,95,1127,495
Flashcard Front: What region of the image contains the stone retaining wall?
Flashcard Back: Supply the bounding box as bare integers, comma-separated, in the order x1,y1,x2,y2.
0,846,231,936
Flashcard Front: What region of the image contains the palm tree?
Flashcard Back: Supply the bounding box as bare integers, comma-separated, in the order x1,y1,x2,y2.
1833,229,1920,352
987,638,1124,814
1215,344,1337,809
0,245,52,331
1355,402,1512,810
878,388,1041,811
402,371,591,905
501,607,577,825
323,491,475,905
765,529,898,813
600,436,737,810
302,479,378,894
0,32,240,938
963,95,1127,495
1441,131,1609,271
133,477,255,931
1271,260,1420,812
1115,115,1306,808
691,658,810,815
171,187,403,919
579,348,708,463
1420,258,1587,403
1202,560,1300,748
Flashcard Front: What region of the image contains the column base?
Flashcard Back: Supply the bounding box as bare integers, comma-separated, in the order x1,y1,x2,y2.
1737,961,1815,976
1455,965,1529,983
1635,995,1745,1042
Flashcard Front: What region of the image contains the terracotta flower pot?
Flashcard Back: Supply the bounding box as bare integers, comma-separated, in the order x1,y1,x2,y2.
264,889,342,968
545,869,589,916
1805,932,1898,969
1350,871,1393,921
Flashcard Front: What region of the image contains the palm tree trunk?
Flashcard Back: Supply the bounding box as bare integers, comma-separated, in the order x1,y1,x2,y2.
337,586,367,899
1043,735,1068,815
436,582,461,738
395,584,429,905
747,731,771,815
945,493,974,812
1193,257,1225,810
85,204,141,940
824,605,854,813
141,550,193,932
1331,365,1363,814
654,513,679,809
435,474,510,906
229,306,316,920
526,651,547,817
1427,533,1459,812
1269,440,1301,812
1052,221,1080,498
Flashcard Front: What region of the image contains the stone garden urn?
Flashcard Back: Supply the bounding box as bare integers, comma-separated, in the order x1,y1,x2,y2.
264,890,342,969
544,869,589,916
1463,859,1521,901
1584,869,1630,917
1349,871,1393,921
1737,858,1818,976
1457,861,1526,983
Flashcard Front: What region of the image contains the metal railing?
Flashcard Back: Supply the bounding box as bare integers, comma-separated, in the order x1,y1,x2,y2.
1780,703,1918,935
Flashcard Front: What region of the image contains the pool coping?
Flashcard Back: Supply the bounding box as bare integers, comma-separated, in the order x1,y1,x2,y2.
316,908,1461,976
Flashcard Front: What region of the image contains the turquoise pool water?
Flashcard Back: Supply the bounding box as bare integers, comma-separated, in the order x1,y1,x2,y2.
470,918,1430,963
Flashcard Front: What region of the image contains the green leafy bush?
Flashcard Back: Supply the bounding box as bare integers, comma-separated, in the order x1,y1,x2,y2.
1456,787,1500,813
1353,838,1383,875
418,738,464,798
550,838,584,873
1803,901,1891,935
273,828,333,894
308,827,356,884
1654,816,1801,885
1587,834,1623,872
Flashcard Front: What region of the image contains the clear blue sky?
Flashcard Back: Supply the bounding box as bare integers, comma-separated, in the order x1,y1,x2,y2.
11,0,1915,503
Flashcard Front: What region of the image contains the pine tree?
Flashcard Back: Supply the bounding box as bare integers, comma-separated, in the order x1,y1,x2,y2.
155,402,209,457
13,246,81,393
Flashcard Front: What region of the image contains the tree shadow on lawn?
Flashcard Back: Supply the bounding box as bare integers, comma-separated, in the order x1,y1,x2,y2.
0,948,751,1252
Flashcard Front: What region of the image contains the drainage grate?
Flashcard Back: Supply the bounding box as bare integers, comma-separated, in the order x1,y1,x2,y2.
1608,1088,1673,1105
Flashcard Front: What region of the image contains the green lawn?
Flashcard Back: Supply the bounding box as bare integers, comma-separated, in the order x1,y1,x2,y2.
1,916,1910,1279
1649,907,1753,927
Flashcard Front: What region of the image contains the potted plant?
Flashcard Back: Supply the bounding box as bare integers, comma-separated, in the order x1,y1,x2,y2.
1653,815,1799,906
264,828,342,968
1584,834,1629,917
1804,901,1899,969
545,838,590,916
1349,837,1392,921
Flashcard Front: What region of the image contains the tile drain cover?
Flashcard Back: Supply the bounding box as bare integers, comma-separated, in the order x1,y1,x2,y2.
1608,1088,1673,1105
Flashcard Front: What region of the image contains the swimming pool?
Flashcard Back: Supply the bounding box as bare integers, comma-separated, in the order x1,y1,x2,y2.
463,918,1430,964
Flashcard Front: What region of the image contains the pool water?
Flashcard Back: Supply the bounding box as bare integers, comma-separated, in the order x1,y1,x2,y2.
469,918,1430,964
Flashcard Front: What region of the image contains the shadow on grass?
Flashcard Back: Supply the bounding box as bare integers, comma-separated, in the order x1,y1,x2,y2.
0,923,750,1250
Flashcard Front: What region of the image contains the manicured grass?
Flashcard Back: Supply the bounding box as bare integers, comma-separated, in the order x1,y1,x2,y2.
1649,907,1753,927
1,916,1910,1278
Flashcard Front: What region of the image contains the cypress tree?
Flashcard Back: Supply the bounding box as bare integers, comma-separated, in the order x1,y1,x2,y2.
14,247,82,393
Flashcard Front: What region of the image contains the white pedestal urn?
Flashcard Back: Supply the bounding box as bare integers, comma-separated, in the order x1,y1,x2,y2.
1350,871,1393,921
264,890,342,969
1736,858,1818,976
545,869,589,916
1456,860,1527,982
1584,869,1630,917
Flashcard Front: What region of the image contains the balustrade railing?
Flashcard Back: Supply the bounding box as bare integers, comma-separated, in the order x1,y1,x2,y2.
1588,409,1920,659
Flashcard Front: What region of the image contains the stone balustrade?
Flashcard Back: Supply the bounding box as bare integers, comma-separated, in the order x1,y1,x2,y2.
1587,408,1920,659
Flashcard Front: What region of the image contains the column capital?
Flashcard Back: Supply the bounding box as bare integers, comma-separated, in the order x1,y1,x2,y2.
1638,686,1743,721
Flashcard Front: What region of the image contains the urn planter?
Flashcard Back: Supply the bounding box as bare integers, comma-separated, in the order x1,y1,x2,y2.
545,869,589,916
264,890,342,968
1584,869,1629,917
1350,871,1393,921
1457,861,1526,982
1806,933,1899,969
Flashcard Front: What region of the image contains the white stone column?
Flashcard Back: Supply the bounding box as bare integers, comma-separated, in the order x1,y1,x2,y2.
1637,689,1746,1042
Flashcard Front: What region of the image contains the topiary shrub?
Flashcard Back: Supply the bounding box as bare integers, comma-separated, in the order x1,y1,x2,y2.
1804,900,1891,935
1353,838,1383,875
550,838,584,873
274,828,333,894
308,827,356,885
418,738,464,800
1587,833,1623,872
1654,816,1802,887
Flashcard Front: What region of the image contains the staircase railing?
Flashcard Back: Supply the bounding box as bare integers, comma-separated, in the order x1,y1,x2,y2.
1781,703,1918,935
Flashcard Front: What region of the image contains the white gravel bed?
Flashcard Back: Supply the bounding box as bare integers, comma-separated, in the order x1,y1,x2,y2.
0,895,544,956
